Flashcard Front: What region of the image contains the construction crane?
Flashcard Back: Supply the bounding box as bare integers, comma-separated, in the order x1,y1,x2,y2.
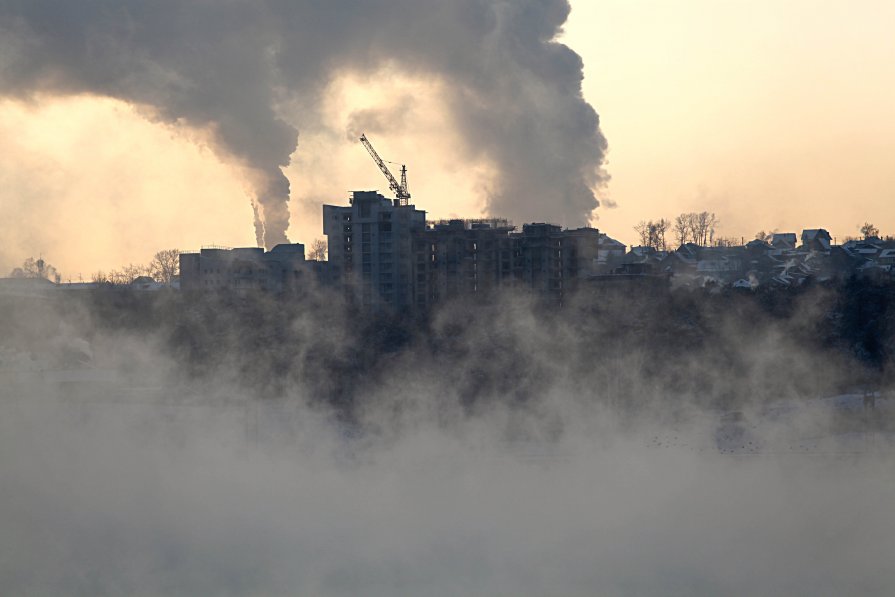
359,134,411,206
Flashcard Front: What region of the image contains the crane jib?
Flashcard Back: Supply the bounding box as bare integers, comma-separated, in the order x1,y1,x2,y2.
359,134,411,206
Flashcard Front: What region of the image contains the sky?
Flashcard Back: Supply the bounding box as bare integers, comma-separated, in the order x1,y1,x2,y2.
1,0,894,277
565,0,895,246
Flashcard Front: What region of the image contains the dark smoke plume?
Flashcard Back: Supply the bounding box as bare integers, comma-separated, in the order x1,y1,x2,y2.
0,0,608,245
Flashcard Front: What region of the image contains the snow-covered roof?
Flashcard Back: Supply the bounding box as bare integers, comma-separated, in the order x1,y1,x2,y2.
801,229,831,251
771,233,797,248
598,234,625,249
746,239,770,250
0,277,57,297
801,229,830,239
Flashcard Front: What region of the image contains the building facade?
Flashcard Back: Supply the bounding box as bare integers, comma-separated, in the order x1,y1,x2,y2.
323,191,426,311
179,243,307,293
322,193,601,312
417,219,518,307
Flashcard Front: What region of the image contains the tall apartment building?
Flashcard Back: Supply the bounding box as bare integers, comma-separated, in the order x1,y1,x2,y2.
513,224,601,304
323,192,601,312
323,191,426,311
418,219,518,307
415,222,600,308
179,243,306,293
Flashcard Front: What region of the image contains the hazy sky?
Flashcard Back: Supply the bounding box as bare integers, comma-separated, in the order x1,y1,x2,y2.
565,0,895,246
1,0,893,276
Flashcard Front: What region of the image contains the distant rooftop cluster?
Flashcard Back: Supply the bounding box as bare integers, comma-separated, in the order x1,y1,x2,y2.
608,229,895,290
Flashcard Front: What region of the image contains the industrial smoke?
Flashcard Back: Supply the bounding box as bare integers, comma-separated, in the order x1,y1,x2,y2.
0,0,608,247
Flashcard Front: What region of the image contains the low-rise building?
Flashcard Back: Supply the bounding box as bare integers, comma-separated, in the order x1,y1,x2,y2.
0,277,57,299
801,229,832,252
596,234,626,271
179,243,307,293
771,233,797,251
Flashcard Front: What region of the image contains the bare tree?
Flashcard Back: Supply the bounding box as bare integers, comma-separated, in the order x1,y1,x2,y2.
655,218,669,251
107,264,148,285
687,213,702,246
9,257,60,283
674,214,691,246
683,211,719,246
308,239,328,261
696,212,710,245
149,249,181,285
713,237,740,247
706,212,719,245
634,219,669,251
633,221,650,247
860,222,880,239
755,230,776,242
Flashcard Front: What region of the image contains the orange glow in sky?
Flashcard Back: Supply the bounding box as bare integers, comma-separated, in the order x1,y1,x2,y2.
1,0,893,276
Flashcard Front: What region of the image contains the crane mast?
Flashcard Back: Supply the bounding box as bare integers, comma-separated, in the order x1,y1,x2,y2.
359,134,411,206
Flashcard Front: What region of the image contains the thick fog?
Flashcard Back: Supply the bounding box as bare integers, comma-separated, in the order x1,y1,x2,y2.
0,0,607,247
2,284,894,596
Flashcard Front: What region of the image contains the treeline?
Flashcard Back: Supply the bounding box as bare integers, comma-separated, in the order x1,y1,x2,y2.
7,250,180,285
634,212,721,251
633,216,891,251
